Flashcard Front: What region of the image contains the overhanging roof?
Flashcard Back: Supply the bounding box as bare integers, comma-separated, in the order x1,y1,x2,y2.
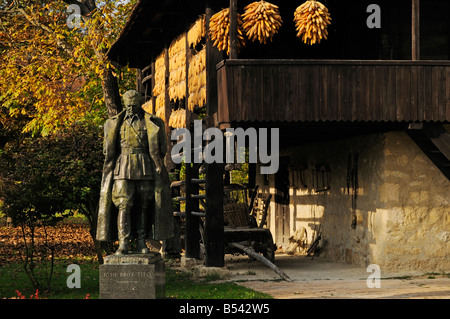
108,0,228,69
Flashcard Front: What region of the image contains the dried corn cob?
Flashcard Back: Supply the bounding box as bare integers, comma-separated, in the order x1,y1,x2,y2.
188,16,206,48
153,52,166,112
188,48,206,111
169,109,186,129
209,8,246,55
168,35,187,102
294,0,331,45
242,1,283,44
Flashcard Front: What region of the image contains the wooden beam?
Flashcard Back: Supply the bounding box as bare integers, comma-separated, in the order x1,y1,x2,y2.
184,162,201,259
204,5,224,268
142,74,152,85
136,68,143,94
204,153,224,267
184,30,201,260
185,32,191,126
229,0,238,59
412,0,420,60
142,64,152,74
151,61,156,114
164,47,174,170
205,8,223,116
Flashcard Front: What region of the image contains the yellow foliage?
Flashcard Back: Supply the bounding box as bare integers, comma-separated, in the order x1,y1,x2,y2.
0,0,137,135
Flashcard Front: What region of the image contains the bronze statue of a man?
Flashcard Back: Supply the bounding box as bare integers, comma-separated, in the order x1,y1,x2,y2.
96,90,174,255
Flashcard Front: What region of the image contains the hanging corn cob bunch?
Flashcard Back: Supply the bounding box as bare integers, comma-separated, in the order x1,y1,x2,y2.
188,16,206,49
156,105,165,120
294,0,331,45
209,8,246,55
168,34,187,102
169,109,187,129
188,48,206,111
142,100,153,114
153,52,166,115
242,1,283,44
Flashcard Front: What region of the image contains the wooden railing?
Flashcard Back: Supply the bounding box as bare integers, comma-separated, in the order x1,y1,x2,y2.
217,59,450,125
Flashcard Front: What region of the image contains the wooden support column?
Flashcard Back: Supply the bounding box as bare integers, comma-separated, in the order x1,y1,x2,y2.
136,68,143,95
164,47,175,171
151,61,156,114
412,0,420,60
204,147,224,267
185,33,191,126
204,5,224,267
229,0,238,59
184,159,201,258
184,33,201,259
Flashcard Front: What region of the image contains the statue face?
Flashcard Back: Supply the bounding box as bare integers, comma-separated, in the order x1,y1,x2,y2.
123,90,142,117
125,103,140,117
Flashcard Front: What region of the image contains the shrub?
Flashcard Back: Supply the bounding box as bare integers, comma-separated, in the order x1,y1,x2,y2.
0,121,104,290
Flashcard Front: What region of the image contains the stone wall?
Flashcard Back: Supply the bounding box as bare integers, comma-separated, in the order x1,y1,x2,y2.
256,131,450,273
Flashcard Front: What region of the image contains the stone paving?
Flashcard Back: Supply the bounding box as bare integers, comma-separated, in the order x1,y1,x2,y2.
221,254,450,299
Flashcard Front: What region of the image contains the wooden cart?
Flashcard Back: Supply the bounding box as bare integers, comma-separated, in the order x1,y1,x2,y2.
202,185,276,263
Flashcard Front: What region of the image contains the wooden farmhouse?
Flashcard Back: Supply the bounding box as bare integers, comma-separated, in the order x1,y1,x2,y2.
108,0,450,272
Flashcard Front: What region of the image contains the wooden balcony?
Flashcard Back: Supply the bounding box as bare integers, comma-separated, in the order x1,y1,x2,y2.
217,59,450,126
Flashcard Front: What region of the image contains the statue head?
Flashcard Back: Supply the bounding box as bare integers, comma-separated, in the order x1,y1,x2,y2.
123,90,143,117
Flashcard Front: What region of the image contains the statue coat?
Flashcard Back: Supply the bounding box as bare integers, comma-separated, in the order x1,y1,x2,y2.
96,110,174,242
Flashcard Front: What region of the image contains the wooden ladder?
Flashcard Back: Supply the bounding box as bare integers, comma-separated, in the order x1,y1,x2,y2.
170,120,224,266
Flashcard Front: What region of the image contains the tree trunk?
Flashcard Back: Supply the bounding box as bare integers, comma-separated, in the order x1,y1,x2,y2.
63,0,123,118
102,67,122,118
82,201,105,264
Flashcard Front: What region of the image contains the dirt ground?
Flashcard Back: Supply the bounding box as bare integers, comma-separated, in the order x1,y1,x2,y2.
218,253,450,299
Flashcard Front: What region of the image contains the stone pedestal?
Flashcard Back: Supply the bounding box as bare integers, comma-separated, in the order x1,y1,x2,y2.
99,253,165,299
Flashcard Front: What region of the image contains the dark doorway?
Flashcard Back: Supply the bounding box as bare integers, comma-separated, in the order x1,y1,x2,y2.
274,157,290,245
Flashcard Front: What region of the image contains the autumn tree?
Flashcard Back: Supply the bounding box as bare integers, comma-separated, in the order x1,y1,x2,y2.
0,0,136,136
0,0,137,287
0,121,104,290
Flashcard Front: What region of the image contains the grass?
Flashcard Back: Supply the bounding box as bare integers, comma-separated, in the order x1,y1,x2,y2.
0,260,272,299
165,268,272,299
0,260,99,299
0,216,271,299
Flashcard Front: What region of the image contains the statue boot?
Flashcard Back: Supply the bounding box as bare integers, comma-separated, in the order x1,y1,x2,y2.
115,208,131,255
136,207,150,254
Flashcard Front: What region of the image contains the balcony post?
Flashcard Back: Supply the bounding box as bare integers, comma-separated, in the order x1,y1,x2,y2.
229,0,238,59
412,0,420,60
204,3,225,267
